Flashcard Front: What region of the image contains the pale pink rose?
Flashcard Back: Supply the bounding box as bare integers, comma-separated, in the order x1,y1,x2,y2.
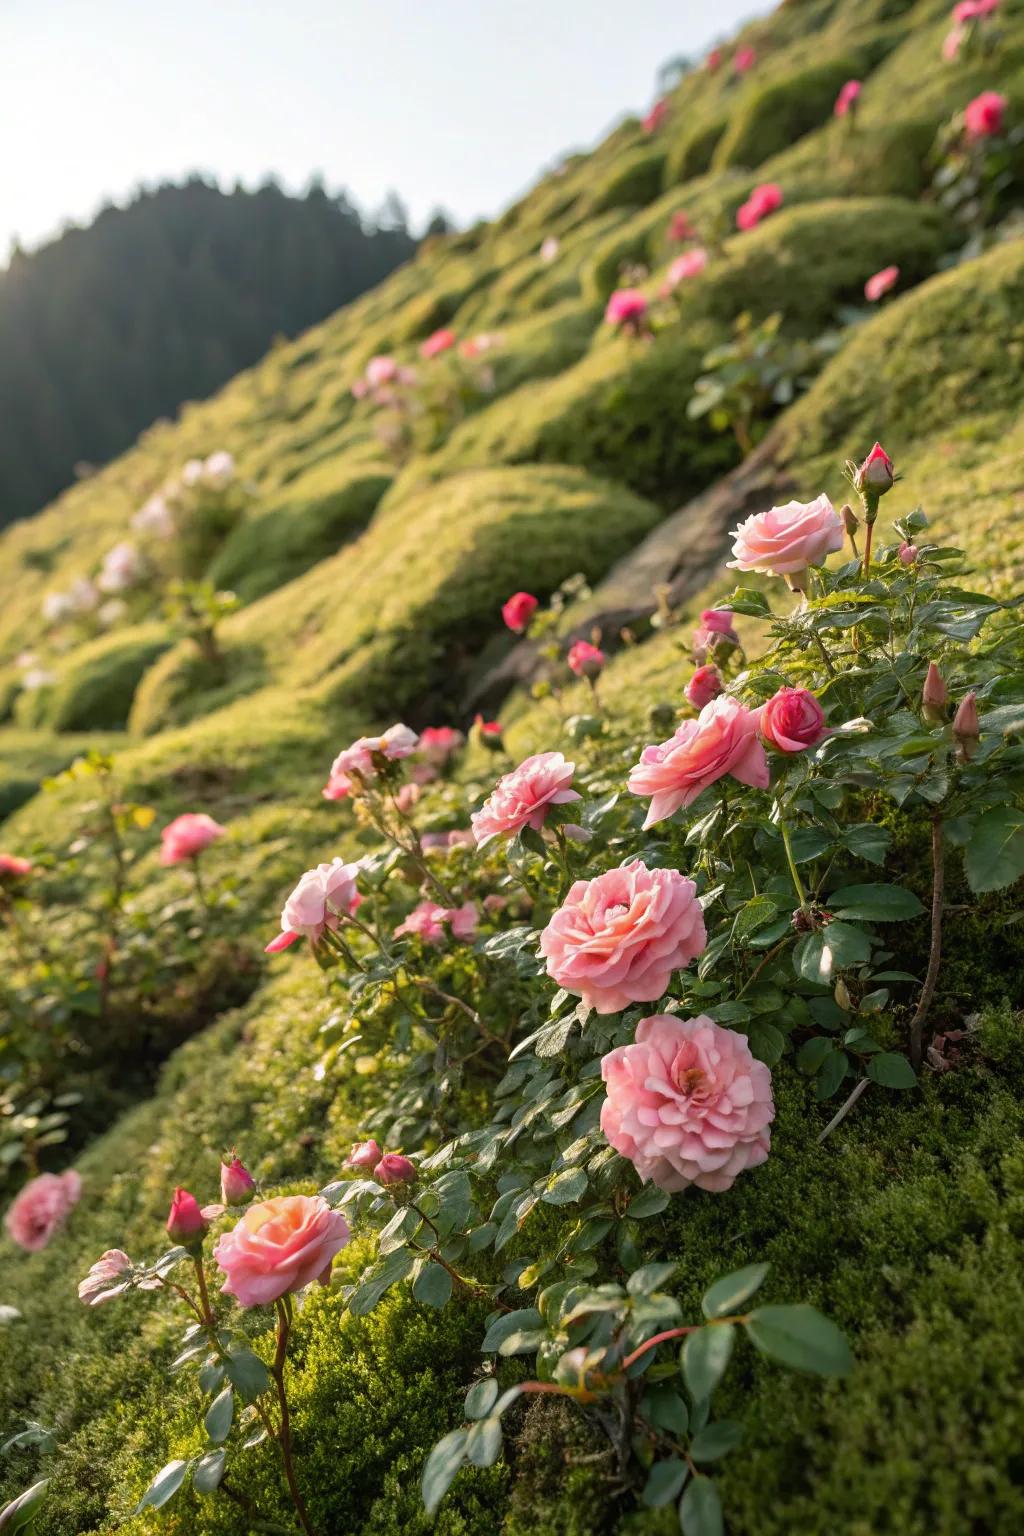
605,289,649,330
540,236,560,263
5,1170,82,1252
78,1248,132,1305
159,812,225,866
685,665,723,710
600,1014,774,1192
964,90,1006,139
540,860,706,1014
448,901,479,939
834,79,862,117
132,493,175,539
758,687,827,753
864,264,899,302
213,1195,351,1306
567,640,605,679
323,725,419,798
421,328,456,359
628,695,769,829
736,182,782,231
366,356,400,388
471,752,581,844
97,541,143,594
266,859,361,952
203,451,235,488
351,378,370,400
663,248,708,294
728,494,843,579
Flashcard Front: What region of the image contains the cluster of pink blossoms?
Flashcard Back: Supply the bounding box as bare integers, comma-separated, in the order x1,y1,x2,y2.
345,1139,417,1186
323,723,419,800
395,899,478,946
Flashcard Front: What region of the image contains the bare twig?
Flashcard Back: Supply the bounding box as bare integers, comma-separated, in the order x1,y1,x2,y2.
817,1077,870,1144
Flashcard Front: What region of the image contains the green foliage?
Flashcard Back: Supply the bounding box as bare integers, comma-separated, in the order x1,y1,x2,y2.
713,57,868,171
37,626,171,732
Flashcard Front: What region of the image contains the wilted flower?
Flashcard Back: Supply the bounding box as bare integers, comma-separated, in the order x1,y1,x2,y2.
78,1249,133,1306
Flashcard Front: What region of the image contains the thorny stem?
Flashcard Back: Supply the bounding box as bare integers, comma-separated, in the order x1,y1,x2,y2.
909,814,945,1068
272,1298,316,1536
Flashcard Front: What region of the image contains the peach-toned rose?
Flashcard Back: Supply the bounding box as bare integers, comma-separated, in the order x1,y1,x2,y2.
159,812,225,866
213,1195,350,1307
471,752,580,844
5,1170,82,1252
628,695,769,828
728,494,843,580
266,859,361,952
600,1014,774,1192
758,687,827,753
864,264,899,301
540,860,706,1014
685,665,723,710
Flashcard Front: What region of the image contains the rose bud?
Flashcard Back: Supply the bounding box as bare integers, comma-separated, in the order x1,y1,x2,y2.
374,1153,418,1186
0,854,32,883
220,1156,256,1207
854,443,895,500
922,662,948,724
345,1139,383,1171
841,503,859,538
567,640,605,680
501,591,539,634
166,1187,208,1247
685,665,723,710
898,542,918,566
474,714,504,752
953,691,980,761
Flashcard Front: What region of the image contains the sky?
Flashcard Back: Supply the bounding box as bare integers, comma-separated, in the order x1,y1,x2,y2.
0,0,764,256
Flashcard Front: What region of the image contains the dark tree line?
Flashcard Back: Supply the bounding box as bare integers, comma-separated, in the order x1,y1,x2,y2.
0,177,421,526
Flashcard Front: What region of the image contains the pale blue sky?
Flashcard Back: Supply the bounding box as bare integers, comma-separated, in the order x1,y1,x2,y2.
0,0,764,255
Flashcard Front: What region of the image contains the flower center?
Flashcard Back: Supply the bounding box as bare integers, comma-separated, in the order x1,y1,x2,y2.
674,1065,706,1096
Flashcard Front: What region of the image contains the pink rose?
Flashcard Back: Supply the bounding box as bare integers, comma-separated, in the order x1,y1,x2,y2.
365,355,399,388
864,264,899,302
600,1014,774,1192
728,494,843,580
692,607,739,662
213,1195,350,1306
159,813,225,866
540,860,706,1014
395,899,478,946
420,328,456,359
685,665,723,710
758,687,827,753
323,725,419,798
346,1139,383,1171
668,211,693,243
736,183,782,231
418,726,465,765
502,591,539,633
663,248,708,294
567,640,605,679
628,695,769,829
266,859,361,952
954,0,999,20
5,1170,81,1252
221,1156,256,1207
964,90,1006,140
471,751,580,844
834,79,862,117
0,854,32,882
605,289,649,331
375,1154,417,1186
78,1249,132,1306
734,45,756,74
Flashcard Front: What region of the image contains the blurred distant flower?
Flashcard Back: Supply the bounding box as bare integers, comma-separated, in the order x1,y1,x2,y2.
864,264,900,301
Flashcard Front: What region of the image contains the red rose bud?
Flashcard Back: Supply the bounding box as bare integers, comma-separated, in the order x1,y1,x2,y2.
685,665,723,710
220,1156,256,1207
953,691,980,760
474,714,504,751
374,1153,417,1186
855,443,894,500
567,640,605,680
922,662,947,724
166,1187,208,1246
345,1139,383,1171
501,591,539,634
898,542,918,566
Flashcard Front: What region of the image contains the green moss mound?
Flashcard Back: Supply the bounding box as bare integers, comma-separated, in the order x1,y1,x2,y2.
208,463,392,603
713,56,869,171
30,626,172,733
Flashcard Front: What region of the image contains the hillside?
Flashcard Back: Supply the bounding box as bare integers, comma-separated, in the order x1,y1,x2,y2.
1,1,1024,1534
0,179,417,527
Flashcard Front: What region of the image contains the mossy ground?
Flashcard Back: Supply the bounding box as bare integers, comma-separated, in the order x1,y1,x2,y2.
2,0,1024,1530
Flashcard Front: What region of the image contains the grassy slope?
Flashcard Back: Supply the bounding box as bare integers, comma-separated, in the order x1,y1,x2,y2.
2,0,1024,1531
